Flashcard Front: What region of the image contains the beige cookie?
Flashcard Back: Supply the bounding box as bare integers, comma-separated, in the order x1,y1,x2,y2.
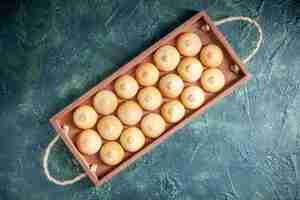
177,57,203,82
117,101,143,125
153,45,180,71
200,68,225,93
73,105,98,129
136,63,160,86
137,86,162,111
93,90,118,115
159,73,184,98
100,141,125,166
141,113,166,138
114,75,139,99
76,129,102,155
176,32,202,56
181,86,205,109
120,127,145,152
97,115,123,141
200,44,224,67
161,100,185,123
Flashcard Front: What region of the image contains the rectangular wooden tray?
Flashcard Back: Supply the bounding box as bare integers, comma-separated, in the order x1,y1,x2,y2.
50,11,251,187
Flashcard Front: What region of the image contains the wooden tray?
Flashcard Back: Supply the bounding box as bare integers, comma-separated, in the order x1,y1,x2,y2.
50,11,251,187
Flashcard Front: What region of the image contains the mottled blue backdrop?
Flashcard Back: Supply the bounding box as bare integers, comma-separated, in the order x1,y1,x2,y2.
0,0,300,199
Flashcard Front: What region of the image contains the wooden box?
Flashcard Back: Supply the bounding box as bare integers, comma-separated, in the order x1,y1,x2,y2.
50,11,251,186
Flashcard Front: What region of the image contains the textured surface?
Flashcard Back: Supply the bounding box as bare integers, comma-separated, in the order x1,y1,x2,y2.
0,0,300,199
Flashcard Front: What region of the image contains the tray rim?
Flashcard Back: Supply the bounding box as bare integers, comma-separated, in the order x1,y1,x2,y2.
50,10,251,186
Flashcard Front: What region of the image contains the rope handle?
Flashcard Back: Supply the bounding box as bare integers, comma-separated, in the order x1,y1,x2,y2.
43,16,263,186
214,16,263,63
43,125,87,186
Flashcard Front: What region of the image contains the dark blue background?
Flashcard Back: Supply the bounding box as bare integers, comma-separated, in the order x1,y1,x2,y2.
0,0,300,199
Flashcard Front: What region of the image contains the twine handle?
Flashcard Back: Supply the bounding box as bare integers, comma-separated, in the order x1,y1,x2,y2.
214,16,263,63
42,125,86,186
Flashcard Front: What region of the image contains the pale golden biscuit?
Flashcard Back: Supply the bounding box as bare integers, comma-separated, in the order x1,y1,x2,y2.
117,101,143,125
137,86,162,111
93,90,118,115
200,68,225,93
76,129,102,155
141,113,166,138
161,100,185,123
136,63,160,86
176,32,202,56
114,75,139,99
177,57,203,82
73,105,98,129
120,127,145,152
200,44,224,67
153,45,180,71
100,141,125,166
97,115,123,141
180,86,205,109
159,73,184,98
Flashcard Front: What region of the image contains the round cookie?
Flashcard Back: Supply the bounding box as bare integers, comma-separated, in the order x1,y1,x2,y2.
181,86,205,109
117,100,143,126
176,32,202,56
177,57,203,82
141,113,166,138
93,90,118,115
114,75,139,99
97,115,123,141
200,44,224,67
73,105,98,129
159,73,184,98
100,141,125,166
120,127,145,152
76,129,102,155
200,68,225,93
153,45,180,71
136,63,160,86
137,86,162,111
161,100,185,123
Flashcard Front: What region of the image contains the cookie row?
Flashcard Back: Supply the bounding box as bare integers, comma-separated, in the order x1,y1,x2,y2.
76,126,146,166
73,105,165,166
